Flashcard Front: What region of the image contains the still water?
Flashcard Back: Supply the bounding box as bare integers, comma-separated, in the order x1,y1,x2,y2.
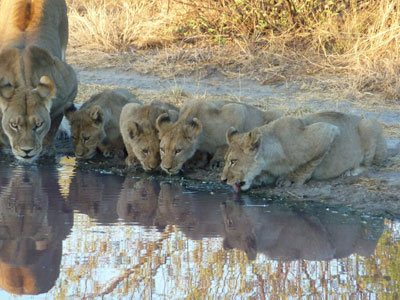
0,157,398,299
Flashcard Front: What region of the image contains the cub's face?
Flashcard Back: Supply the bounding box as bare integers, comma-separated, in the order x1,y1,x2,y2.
0,76,55,162
221,128,262,192
156,114,202,175
122,120,161,171
65,105,105,159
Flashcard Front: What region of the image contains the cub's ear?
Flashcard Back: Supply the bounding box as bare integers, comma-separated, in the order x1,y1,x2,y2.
183,118,202,139
148,106,166,124
0,77,14,100
89,105,104,125
167,109,179,122
127,121,141,139
34,76,56,111
156,113,172,134
64,104,77,121
246,128,262,153
226,127,238,145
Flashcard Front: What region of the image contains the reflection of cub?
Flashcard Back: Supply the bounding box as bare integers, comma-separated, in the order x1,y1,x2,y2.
221,199,383,261
117,178,161,227
222,111,387,191
68,170,124,223
117,180,225,239
0,166,73,295
156,182,225,239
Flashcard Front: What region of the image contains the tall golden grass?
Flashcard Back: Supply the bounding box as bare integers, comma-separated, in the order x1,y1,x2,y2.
67,0,400,100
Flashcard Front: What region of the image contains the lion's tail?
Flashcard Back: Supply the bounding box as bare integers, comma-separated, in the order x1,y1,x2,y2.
14,0,33,31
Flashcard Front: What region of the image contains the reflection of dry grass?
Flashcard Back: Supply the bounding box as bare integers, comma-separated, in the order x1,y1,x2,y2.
67,0,400,101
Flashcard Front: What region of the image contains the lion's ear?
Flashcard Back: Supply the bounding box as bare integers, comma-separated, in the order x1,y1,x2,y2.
89,105,104,125
246,128,262,152
35,75,56,98
226,127,239,145
0,77,14,100
183,118,202,139
127,121,141,139
156,113,172,134
64,104,77,121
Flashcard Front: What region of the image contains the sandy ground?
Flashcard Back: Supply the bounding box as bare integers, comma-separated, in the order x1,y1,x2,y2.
70,65,400,219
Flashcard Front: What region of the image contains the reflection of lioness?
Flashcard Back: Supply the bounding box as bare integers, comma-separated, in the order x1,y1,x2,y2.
222,111,387,191
65,89,141,159
156,99,282,175
120,101,178,171
0,0,77,161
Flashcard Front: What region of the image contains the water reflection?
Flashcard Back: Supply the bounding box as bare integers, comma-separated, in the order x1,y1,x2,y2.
68,169,124,224
0,161,397,298
0,165,73,295
221,198,383,261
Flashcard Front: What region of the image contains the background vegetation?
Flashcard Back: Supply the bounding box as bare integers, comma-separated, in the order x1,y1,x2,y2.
67,0,400,101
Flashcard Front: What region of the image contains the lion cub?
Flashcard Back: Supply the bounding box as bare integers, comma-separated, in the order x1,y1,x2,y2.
156,99,283,175
222,111,387,191
64,89,141,160
120,101,179,171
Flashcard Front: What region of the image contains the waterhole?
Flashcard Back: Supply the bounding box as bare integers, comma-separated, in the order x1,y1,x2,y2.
0,157,398,299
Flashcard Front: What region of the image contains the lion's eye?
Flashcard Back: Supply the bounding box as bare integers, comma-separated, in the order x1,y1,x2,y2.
82,136,90,142
175,148,182,155
230,159,237,166
71,136,76,141
33,121,43,131
9,122,18,130
160,147,165,154
142,149,149,156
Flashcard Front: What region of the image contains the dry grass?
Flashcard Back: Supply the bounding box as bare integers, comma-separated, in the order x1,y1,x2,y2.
66,0,400,101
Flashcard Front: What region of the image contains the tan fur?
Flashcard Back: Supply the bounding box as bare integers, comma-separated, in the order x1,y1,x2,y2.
0,0,77,161
120,101,179,171
65,89,141,160
222,111,387,191
156,99,283,175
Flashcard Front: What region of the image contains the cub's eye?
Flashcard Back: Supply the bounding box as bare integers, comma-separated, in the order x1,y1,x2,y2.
33,121,43,131
175,148,182,155
230,159,237,166
160,147,165,154
82,136,90,142
142,149,149,156
9,122,18,130
71,136,76,140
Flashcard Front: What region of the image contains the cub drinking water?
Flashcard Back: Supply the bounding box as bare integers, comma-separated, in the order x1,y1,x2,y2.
222,111,387,191
156,99,283,175
120,101,178,171
64,89,141,160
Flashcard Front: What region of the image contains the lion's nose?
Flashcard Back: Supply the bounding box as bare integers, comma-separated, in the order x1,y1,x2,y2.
21,147,34,155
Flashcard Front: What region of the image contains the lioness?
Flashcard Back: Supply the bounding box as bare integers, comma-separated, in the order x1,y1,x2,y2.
222,111,387,191
65,89,141,160
120,101,179,171
0,0,77,161
156,99,283,175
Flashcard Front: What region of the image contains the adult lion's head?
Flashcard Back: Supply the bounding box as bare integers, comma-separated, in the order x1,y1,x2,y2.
0,75,56,162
